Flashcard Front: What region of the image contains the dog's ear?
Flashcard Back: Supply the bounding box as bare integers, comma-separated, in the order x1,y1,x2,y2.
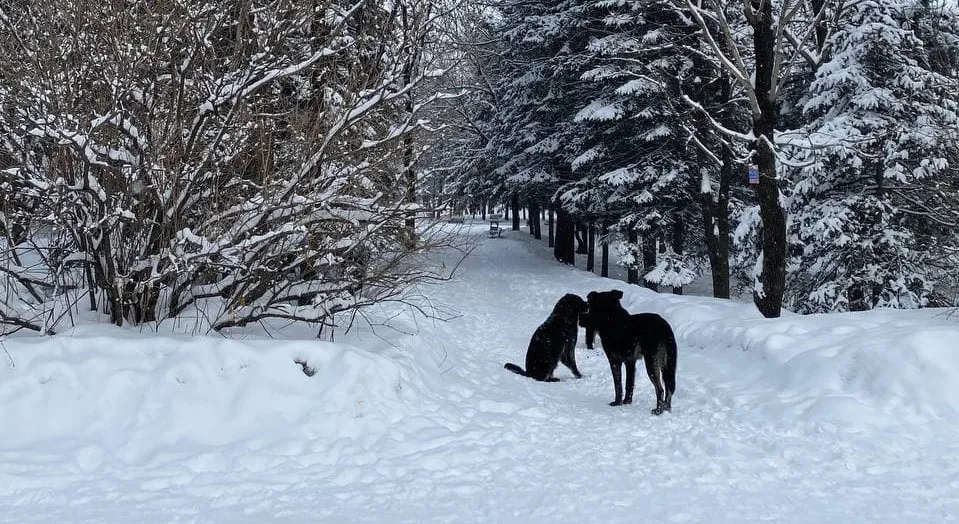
611,289,624,300
587,291,597,299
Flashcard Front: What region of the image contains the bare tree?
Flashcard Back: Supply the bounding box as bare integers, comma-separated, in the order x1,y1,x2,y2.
0,0,462,334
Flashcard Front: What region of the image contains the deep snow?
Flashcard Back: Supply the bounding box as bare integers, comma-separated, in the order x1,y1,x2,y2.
2,220,958,523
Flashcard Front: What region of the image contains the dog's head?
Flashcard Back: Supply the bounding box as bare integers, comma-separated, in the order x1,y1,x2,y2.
581,289,625,329
552,293,587,320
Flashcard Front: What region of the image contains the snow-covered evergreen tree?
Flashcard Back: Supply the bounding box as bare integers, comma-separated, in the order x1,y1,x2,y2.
566,0,693,287
787,0,959,312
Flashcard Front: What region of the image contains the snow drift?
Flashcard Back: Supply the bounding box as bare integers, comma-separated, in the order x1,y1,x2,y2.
619,288,959,426
0,326,429,463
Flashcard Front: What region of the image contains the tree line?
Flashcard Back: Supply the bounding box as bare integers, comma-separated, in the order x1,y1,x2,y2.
1,0,957,335
434,0,959,317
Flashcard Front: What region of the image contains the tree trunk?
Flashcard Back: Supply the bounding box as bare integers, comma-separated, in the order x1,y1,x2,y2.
548,205,555,247
85,264,97,311
810,0,828,52
511,194,521,230
751,1,787,318
530,199,542,239
401,21,418,248
574,222,588,254
586,222,595,272
601,220,609,278
671,218,685,295
642,232,657,291
402,134,415,246
554,207,575,265
702,143,733,299
627,227,639,285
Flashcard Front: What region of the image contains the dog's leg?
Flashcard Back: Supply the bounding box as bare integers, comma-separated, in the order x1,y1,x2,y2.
608,358,624,406
623,359,636,405
663,342,677,412
545,367,561,382
644,353,666,415
559,337,583,378
585,327,596,350
662,349,675,412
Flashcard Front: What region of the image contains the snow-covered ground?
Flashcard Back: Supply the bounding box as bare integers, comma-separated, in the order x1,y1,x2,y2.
2,221,959,523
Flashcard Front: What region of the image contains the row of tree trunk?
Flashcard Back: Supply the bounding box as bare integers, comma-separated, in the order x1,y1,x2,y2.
462,192,733,301
489,199,731,297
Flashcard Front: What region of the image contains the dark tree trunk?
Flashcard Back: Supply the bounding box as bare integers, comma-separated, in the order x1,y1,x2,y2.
671,218,685,295
548,205,555,247
554,207,575,265
574,222,588,254
481,203,487,221
702,143,733,299
642,231,658,291
529,199,542,239
810,0,828,52
535,208,541,239
402,61,416,247
586,222,595,272
85,264,97,311
751,1,787,318
601,221,609,277
511,194,521,231
627,227,639,285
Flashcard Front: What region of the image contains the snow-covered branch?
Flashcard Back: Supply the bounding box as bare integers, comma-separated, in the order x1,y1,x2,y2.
0,0,462,333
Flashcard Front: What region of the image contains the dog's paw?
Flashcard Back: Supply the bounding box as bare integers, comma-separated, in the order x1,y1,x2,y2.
651,407,664,416
609,400,623,407
622,398,632,405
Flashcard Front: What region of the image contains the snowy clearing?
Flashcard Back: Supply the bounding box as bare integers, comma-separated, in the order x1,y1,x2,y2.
2,221,958,523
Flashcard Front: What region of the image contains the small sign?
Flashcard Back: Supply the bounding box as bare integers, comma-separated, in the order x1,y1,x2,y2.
748,165,759,185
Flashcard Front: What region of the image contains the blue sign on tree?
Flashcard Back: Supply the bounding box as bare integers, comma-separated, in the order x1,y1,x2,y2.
748,165,759,185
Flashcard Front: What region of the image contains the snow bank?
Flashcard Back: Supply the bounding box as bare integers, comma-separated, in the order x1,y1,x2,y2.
0,325,427,462
616,287,959,427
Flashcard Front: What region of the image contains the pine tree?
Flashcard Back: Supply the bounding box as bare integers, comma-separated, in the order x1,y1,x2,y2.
788,0,959,312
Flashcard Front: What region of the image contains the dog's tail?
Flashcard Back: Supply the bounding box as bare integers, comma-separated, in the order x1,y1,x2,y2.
504,362,527,377
663,335,678,396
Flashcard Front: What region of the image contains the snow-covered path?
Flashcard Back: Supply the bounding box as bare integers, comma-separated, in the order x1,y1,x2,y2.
2,223,958,523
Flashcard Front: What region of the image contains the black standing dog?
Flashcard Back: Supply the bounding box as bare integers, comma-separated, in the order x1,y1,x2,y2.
504,293,586,381
581,290,677,414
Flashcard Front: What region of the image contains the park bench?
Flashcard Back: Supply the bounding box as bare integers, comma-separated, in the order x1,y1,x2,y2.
488,214,504,238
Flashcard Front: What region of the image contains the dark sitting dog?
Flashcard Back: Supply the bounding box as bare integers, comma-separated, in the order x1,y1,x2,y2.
504,293,586,381
581,290,677,414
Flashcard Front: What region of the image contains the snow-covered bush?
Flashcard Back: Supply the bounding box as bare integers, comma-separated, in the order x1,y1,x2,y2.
0,0,456,333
